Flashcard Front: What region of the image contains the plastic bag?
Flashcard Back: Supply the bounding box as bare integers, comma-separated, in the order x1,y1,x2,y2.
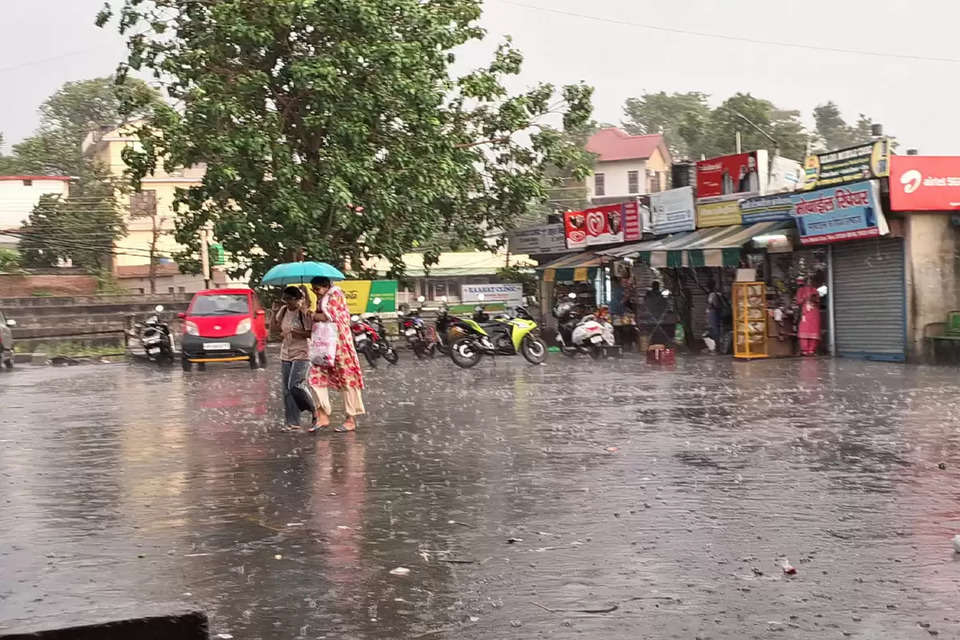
309,295,337,367
310,321,337,368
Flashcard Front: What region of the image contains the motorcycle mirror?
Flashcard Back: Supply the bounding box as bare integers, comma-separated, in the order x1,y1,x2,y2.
417,295,426,303
567,292,577,299
154,304,165,312
372,297,382,305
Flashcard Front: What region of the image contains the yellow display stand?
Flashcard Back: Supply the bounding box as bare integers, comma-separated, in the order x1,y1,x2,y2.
733,281,768,359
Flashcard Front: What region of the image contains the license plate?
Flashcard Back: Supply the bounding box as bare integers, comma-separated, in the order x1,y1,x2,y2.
590,335,603,344
203,342,231,351
147,347,160,354
405,328,417,336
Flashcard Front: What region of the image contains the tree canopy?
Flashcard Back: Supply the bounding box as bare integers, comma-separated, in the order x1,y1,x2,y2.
622,91,890,162
97,0,593,282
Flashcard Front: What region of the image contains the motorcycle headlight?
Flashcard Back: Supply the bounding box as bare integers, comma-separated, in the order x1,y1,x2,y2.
236,318,252,335
185,321,199,336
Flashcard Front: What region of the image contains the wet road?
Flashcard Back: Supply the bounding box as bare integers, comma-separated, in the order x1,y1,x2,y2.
2,354,960,639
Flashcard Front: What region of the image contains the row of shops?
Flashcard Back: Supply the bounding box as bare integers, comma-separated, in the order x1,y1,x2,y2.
513,142,960,364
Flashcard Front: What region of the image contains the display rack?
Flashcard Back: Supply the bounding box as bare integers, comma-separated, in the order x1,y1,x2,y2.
733,281,768,359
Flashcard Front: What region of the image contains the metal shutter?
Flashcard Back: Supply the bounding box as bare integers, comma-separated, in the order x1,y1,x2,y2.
832,238,906,361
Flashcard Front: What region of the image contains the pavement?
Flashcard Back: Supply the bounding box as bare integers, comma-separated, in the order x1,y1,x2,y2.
1,353,960,639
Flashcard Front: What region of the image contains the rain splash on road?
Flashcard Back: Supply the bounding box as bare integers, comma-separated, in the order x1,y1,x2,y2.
1,354,960,638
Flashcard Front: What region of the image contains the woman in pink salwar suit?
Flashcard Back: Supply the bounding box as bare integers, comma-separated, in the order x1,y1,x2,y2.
308,276,365,433
795,278,821,356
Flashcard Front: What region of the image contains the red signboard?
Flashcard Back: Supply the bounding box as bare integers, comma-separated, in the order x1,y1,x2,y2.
696,151,764,199
890,156,960,211
564,203,642,249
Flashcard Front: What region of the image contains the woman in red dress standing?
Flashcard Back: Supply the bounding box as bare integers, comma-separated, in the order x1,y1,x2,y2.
795,276,821,356
308,276,365,433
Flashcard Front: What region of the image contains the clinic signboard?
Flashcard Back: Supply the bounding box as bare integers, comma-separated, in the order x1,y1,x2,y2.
790,180,888,245
564,202,642,249
889,155,960,211
650,186,695,235
461,283,523,308
802,139,891,190
508,223,573,254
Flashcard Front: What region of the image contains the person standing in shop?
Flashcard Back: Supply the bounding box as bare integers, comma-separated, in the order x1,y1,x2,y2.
795,276,821,356
705,282,725,352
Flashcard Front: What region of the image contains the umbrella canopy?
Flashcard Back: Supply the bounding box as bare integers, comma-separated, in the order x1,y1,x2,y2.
261,261,346,286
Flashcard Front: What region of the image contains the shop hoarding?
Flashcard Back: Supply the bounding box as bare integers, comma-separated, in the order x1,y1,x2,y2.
461,283,523,308
889,155,960,211
337,280,398,314
650,186,695,235
695,150,769,200
508,223,574,254
564,202,642,249
802,139,891,190
790,180,888,245
696,198,742,227
740,193,795,223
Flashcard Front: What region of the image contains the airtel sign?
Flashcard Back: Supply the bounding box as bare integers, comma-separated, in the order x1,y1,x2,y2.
890,156,960,211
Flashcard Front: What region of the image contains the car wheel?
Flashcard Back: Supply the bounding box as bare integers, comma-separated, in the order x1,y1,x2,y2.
181,358,192,372
249,353,259,369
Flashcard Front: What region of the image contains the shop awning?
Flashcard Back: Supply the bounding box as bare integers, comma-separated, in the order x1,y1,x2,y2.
536,251,603,282
598,221,792,268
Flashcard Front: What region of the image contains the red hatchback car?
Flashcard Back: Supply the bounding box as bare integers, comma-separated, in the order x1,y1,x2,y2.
179,288,268,371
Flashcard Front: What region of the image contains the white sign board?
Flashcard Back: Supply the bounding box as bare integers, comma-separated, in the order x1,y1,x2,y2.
650,186,696,235
507,224,573,254
461,283,524,308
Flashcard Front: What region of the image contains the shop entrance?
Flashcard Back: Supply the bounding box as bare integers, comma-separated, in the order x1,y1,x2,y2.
831,238,906,361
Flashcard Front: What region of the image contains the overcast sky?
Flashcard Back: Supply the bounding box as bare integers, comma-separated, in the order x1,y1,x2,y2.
3,0,959,154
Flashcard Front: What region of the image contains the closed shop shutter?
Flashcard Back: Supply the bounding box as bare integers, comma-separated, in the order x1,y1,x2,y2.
832,238,906,361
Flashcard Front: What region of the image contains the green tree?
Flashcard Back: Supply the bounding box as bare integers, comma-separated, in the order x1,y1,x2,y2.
18,173,126,272
703,93,809,161
11,76,160,177
622,91,710,159
0,134,26,174
98,0,593,283
813,101,892,151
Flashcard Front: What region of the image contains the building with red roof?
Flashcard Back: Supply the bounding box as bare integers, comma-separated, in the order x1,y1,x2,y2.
585,128,672,205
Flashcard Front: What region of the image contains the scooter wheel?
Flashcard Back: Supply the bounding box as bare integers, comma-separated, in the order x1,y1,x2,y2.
450,338,482,369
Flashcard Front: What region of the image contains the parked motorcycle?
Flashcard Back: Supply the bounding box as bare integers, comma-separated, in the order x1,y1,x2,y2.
434,296,472,356
553,292,616,359
350,296,399,367
136,304,175,363
398,295,435,359
449,293,546,369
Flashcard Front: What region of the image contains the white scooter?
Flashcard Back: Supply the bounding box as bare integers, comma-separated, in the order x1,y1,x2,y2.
553,293,616,359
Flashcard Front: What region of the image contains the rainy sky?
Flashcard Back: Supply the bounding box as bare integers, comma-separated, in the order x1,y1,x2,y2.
3,0,960,153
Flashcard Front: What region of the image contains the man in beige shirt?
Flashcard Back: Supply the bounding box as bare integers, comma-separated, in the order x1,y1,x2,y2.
276,286,315,430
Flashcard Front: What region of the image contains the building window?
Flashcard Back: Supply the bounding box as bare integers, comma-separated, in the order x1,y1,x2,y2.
627,170,639,194
594,173,605,196
130,190,157,218
22,179,32,186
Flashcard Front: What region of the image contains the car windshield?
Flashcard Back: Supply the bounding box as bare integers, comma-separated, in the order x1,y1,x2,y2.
190,294,250,316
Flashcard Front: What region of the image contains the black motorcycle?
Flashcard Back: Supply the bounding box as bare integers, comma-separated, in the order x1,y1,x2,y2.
136,304,175,363
398,296,435,359
434,297,472,356
350,296,399,367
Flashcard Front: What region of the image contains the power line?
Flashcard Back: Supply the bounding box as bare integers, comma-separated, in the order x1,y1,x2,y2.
493,0,960,64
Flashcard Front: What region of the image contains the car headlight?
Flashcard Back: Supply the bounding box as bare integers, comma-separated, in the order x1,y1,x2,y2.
236,318,252,335
185,321,199,336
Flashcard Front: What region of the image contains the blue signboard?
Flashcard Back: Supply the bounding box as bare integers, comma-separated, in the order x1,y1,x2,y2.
789,180,888,246
740,193,795,223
